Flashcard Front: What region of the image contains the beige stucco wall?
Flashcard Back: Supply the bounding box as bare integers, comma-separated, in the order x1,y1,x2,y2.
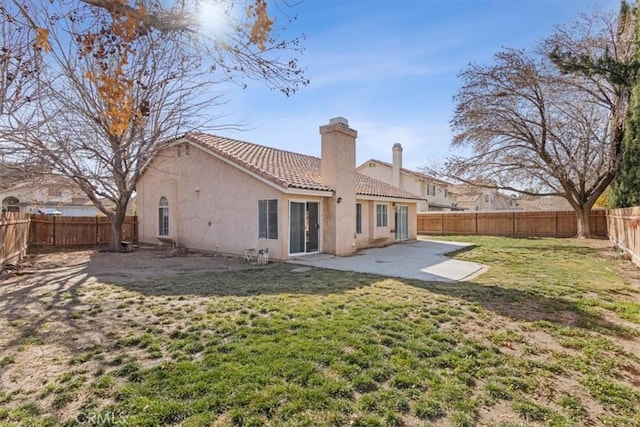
355,201,371,248
321,120,357,256
137,142,289,260
355,199,417,248
407,202,418,240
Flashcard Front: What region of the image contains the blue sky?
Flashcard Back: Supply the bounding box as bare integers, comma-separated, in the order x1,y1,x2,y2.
214,0,620,170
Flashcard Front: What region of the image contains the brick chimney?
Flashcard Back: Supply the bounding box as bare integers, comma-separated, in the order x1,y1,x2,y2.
320,117,357,256
392,143,402,187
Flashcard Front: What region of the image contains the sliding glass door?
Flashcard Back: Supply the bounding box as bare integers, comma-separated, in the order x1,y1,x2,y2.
289,201,320,255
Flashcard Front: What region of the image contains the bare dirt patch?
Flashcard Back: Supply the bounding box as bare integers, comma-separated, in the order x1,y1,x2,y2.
0,248,261,421
22,247,252,281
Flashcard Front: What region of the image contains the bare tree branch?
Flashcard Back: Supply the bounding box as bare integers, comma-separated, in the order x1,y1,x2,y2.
425,8,635,238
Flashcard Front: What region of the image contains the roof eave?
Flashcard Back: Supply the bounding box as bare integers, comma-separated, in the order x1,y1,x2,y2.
283,187,333,197
356,194,424,203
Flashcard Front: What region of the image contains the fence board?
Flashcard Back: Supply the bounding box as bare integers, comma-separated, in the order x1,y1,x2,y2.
29,215,138,248
478,212,513,236
607,207,640,267
0,212,30,267
418,210,607,238
442,212,476,234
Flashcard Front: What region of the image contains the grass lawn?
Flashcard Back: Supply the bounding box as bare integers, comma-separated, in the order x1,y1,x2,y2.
1,237,639,426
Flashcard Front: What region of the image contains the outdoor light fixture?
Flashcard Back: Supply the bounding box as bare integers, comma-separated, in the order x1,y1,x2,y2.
336,197,342,204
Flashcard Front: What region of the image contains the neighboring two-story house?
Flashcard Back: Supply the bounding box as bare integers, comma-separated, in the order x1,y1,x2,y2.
448,184,519,211
357,144,458,212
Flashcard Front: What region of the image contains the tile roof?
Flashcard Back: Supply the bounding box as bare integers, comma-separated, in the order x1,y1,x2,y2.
183,132,424,201
354,174,424,200
9,174,78,190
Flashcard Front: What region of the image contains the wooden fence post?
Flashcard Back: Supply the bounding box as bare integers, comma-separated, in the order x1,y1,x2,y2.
555,211,559,238
475,212,478,235
52,215,56,247
512,212,516,236
134,215,139,243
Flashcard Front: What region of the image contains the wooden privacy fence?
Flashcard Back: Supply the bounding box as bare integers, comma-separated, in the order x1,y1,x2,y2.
607,207,640,267
0,212,30,266
29,215,138,248
417,210,608,238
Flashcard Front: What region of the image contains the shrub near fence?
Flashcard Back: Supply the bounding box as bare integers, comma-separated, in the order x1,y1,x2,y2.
0,212,30,267
29,215,138,248
417,210,608,238
607,207,640,267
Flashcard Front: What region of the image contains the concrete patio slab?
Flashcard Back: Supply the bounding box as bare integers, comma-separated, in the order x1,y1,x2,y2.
288,238,486,282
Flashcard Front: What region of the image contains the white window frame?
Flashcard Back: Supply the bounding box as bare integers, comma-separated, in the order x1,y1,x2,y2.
258,199,278,240
427,183,436,196
376,204,388,227
287,199,322,256
158,196,169,236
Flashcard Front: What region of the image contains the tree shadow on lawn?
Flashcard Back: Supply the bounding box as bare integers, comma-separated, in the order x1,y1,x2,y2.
0,262,92,351
414,279,630,336
105,261,629,337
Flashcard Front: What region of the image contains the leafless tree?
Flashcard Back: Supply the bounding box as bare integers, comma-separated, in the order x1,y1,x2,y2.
432,9,635,238
0,4,42,163
3,0,307,249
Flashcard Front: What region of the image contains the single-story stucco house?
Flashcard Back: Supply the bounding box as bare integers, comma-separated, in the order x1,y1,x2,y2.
136,117,425,260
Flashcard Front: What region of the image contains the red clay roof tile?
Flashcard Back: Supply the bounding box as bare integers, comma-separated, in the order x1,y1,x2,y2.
184,132,423,200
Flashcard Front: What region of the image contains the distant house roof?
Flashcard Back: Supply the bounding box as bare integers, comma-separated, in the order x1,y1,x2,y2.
517,196,572,211
180,132,424,201
453,193,481,203
6,174,79,191
357,158,451,186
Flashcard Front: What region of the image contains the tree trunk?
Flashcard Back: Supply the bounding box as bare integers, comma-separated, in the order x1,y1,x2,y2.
109,209,126,251
575,207,592,239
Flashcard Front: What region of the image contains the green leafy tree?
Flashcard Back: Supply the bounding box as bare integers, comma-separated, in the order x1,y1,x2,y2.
610,1,640,208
